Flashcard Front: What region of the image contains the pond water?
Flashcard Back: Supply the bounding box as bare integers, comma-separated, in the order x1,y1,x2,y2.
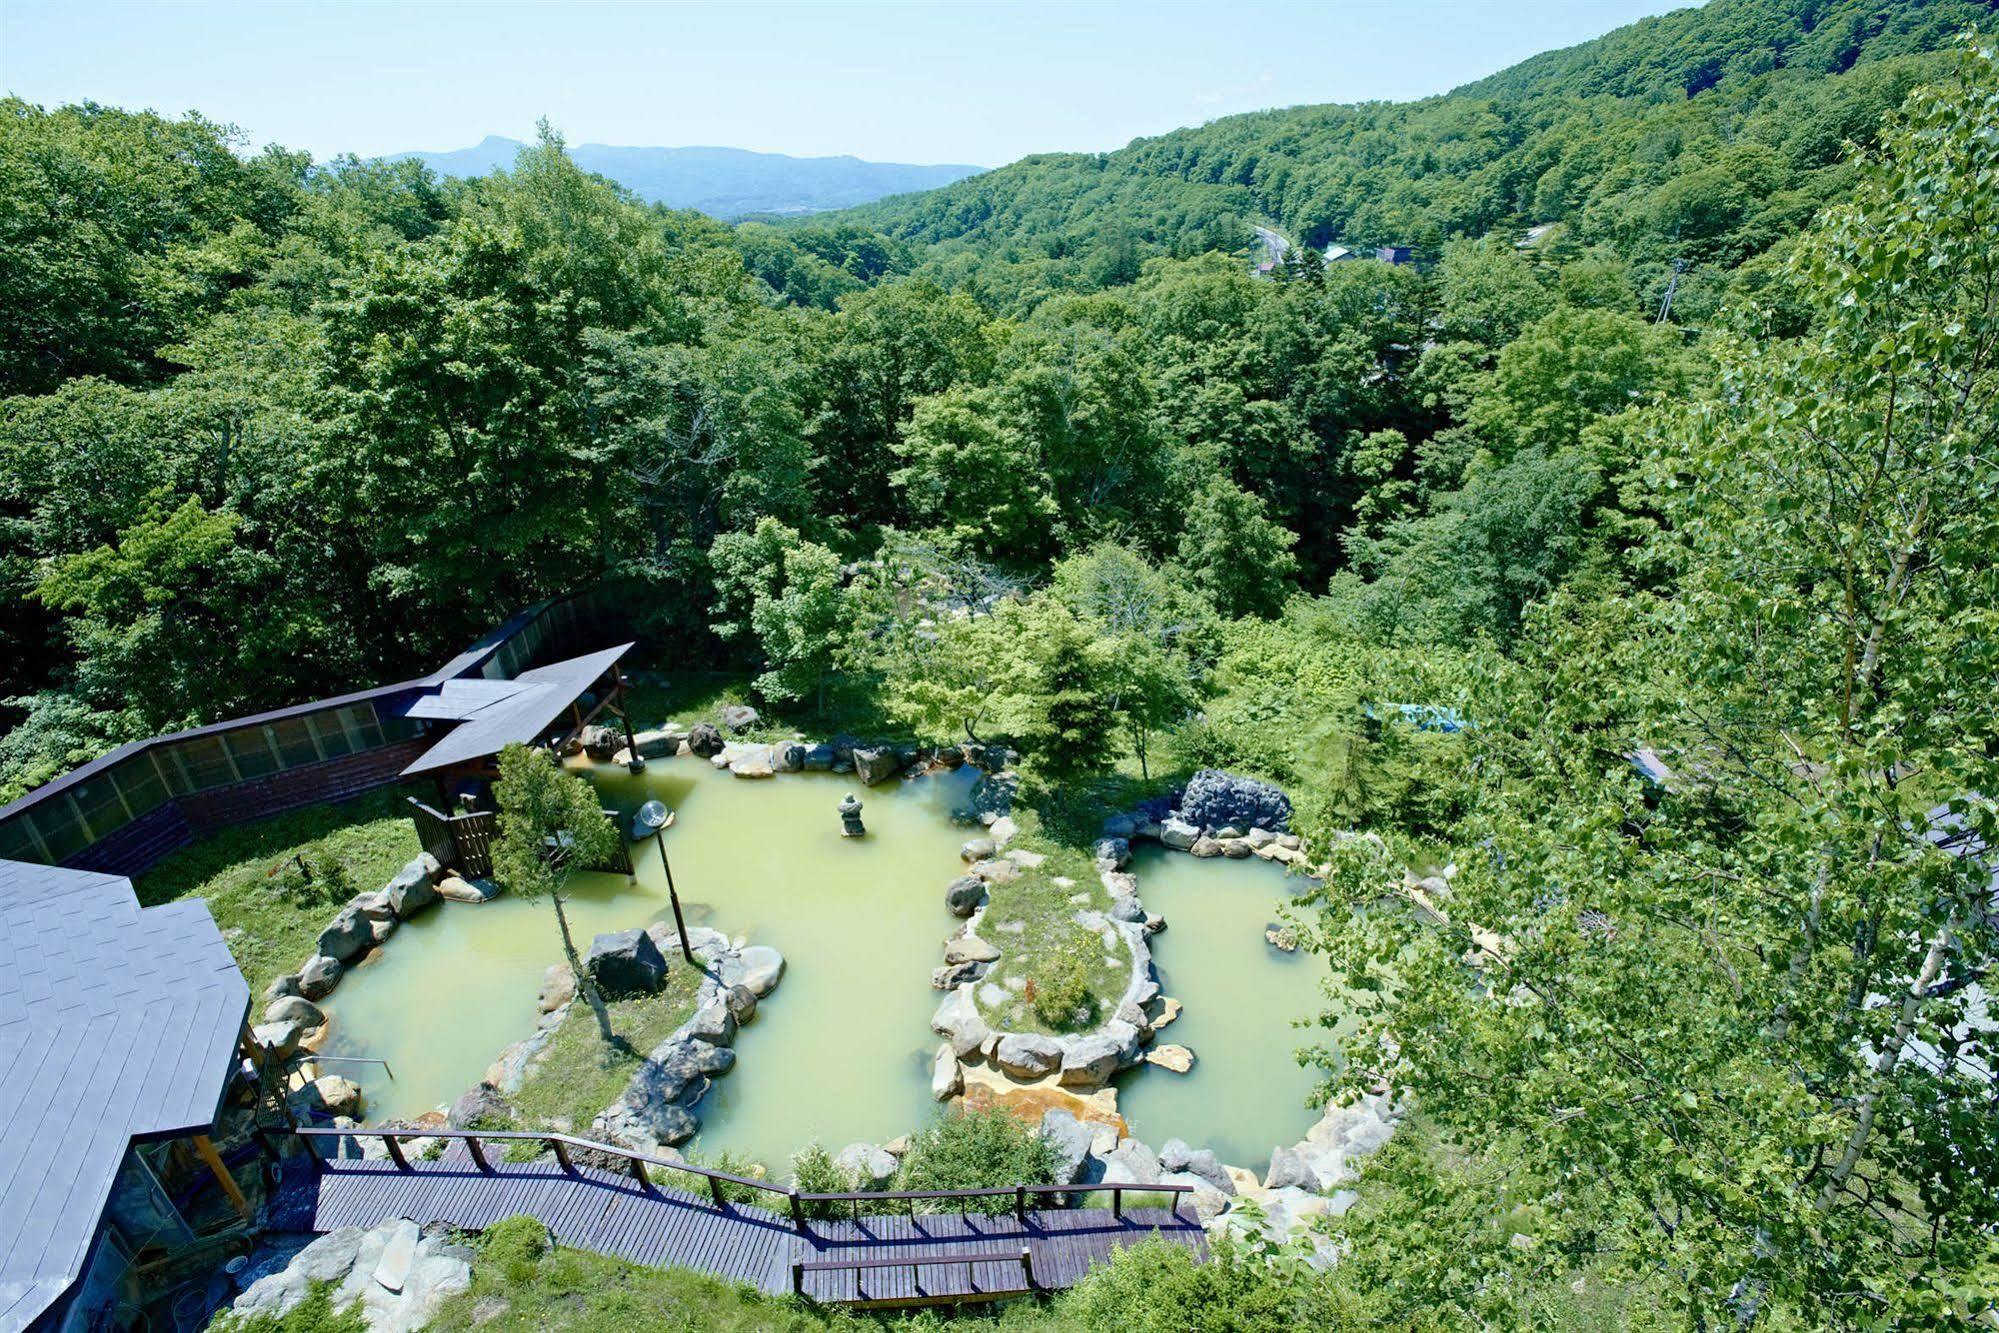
1112,844,1331,1171
317,758,1332,1177
320,758,977,1170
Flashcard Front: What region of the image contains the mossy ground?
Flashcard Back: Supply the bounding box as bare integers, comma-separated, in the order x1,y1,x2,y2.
135,786,424,995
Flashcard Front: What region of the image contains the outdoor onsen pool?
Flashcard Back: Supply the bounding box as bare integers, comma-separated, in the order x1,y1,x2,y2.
1113,844,1330,1171
318,758,977,1165
316,756,1335,1177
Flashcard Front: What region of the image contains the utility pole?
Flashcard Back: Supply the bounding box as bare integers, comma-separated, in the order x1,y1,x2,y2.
1657,257,1688,324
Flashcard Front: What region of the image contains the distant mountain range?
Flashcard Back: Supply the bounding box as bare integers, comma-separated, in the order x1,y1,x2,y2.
388,136,984,219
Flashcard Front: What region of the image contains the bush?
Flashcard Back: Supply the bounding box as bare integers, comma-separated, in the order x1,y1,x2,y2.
479,1215,550,1285
894,1106,1058,1214
211,1281,369,1333
788,1141,851,1220
1028,933,1101,1032
1052,1232,1363,1331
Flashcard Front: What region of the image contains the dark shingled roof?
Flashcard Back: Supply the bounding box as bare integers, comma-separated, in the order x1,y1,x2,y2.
0,860,249,1331
398,642,633,778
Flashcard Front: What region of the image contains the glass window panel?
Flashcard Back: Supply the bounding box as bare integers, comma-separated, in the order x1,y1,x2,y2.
224,729,279,779
69,779,128,841
345,705,385,749
270,717,322,769
173,736,237,790
30,804,88,862
0,816,41,862
309,712,354,759
114,759,166,817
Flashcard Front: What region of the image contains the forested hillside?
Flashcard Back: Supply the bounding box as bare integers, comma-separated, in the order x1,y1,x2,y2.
820,0,1993,314
2,3,1996,1321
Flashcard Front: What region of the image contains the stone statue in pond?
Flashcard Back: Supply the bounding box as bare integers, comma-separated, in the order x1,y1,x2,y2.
838,793,866,838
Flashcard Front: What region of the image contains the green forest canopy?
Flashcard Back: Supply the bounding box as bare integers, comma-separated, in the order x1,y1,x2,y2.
1,0,1995,1322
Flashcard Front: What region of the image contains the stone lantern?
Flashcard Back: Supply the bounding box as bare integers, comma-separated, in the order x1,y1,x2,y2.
838,793,866,838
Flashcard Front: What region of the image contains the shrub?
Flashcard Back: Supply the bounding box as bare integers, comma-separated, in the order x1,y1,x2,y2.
480,1215,551,1285
788,1141,851,1220
1028,929,1102,1032
212,1280,369,1332
894,1106,1058,1214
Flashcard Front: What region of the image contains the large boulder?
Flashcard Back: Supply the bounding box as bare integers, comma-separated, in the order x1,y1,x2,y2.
297,955,343,1001
1160,1139,1235,1195
1158,817,1200,851
1093,837,1131,871
1039,1110,1094,1186
251,1020,304,1061
720,704,760,733
448,1083,512,1130
686,722,725,758
729,745,777,779
305,1075,364,1118
835,1142,899,1187
580,725,622,761
994,1033,1063,1079
931,986,990,1058
852,745,907,786
265,994,326,1030
931,1045,963,1101
943,934,1001,966
385,856,440,917
627,1043,710,1110
944,875,987,917
585,928,668,998
685,1003,737,1046
1265,1145,1317,1192
1178,769,1292,834
316,907,373,965
1059,1033,1123,1087
1098,1139,1163,1187
634,727,687,759
537,963,575,1014
801,744,837,771
775,741,806,772
722,944,785,996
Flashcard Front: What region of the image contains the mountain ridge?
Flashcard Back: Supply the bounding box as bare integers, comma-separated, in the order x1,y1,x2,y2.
389,134,983,218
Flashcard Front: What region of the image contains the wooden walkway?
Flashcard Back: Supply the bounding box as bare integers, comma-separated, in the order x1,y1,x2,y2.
273,1152,1205,1307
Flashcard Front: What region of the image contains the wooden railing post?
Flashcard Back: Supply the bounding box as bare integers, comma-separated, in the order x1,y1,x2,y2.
464,1135,490,1172
550,1137,573,1173
1014,1183,1026,1223
791,1260,804,1297
383,1133,409,1171
1020,1245,1035,1290
707,1174,727,1209
628,1154,650,1190
1112,1185,1123,1220
788,1189,805,1229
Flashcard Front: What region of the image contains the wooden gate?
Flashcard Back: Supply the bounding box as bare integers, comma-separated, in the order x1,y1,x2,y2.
407,799,627,879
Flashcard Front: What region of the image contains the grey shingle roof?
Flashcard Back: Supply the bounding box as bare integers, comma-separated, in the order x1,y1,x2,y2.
0,861,248,1332
399,643,633,778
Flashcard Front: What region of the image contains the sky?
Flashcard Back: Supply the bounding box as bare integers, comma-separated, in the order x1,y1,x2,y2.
0,0,1694,168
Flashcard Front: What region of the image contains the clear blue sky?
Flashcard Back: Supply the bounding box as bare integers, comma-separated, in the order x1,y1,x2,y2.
0,0,1695,167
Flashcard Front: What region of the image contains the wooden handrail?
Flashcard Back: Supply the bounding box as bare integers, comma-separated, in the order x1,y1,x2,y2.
293,1125,1194,1227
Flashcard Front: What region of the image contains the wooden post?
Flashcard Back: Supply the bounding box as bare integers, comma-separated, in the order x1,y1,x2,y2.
551,1137,573,1173
658,838,695,966
791,1261,804,1297
707,1174,727,1210
1020,1245,1035,1291
611,664,641,771
383,1134,410,1171
628,1154,650,1190
465,1135,490,1172
191,1134,253,1222
788,1189,805,1229
1112,1185,1123,1220
1014,1183,1027,1223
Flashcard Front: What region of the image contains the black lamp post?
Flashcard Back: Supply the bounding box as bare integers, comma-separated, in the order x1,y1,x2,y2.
634,799,694,965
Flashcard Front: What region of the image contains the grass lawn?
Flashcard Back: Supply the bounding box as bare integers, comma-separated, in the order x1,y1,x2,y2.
425,1217,846,1333
620,667,900,747
135,787,424,996
509,964,705,1133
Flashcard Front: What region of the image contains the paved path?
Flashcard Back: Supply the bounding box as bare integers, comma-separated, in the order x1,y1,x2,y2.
273,1155,1204,1307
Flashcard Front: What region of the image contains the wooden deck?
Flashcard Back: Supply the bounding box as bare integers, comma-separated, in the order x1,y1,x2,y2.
273,1153,1204,1306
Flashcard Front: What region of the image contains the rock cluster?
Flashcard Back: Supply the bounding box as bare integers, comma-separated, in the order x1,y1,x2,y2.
589,927,785,1154
226,1218,472,1333
254,853,453,1089
1177,769,1293,834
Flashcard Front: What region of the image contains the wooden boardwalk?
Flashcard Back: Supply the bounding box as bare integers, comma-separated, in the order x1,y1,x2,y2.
275,1152,1205,1307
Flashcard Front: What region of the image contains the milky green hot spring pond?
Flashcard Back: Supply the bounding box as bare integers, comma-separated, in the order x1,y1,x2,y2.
1112,844,1332,1170
319,758,978,1167
317,760,1335,1176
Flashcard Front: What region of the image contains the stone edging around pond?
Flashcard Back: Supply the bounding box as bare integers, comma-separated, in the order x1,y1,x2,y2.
250,850,469,1119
